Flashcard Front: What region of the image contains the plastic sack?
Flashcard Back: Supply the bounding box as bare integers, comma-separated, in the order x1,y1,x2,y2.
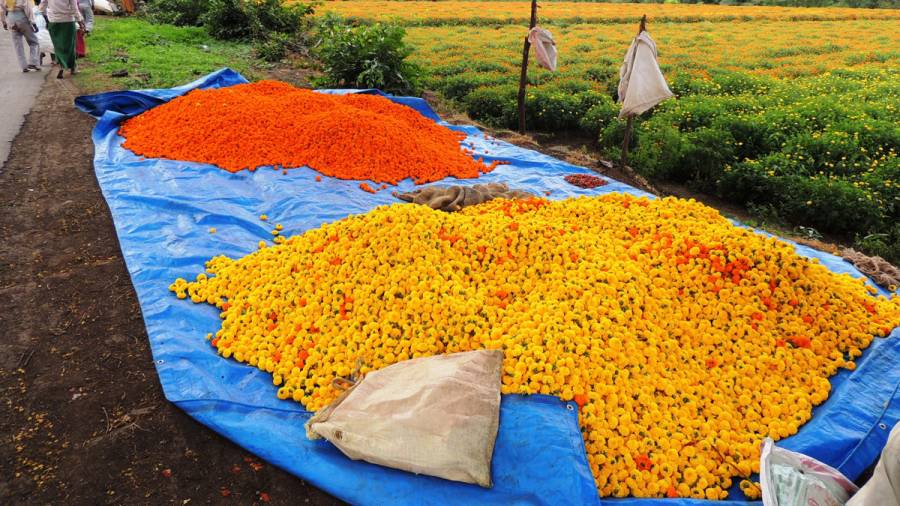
393,182,533,212
528,27,557,72
847,422,900,506
305,350,503,488
93,0,117,13
617,32,673,118
760,437,859,506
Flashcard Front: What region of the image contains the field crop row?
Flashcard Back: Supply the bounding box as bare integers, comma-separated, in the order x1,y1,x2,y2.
320,1,900,25
320,2,900,259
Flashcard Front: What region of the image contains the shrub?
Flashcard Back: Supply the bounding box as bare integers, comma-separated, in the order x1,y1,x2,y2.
202,0,314,42
255,32,292,62
680,127,737,190
771,176,882,238
710,115,776,162
628,124,686,179
464,85,518,129
142,0,207,27
314,16,421,95
441,73,510,101
854,225,900,266
578,95,619,135
202,0,250,41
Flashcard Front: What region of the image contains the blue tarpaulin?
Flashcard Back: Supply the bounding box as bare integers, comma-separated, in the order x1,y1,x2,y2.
75,69,899,506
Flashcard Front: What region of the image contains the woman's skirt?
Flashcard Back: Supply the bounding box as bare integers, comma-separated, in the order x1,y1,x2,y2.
48,21,77,70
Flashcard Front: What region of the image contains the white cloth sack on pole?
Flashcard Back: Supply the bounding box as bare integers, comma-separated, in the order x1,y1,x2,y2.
617,32,673,118
305,350,503,488
759,437,858,506
528,27,557,72
847,422,900,506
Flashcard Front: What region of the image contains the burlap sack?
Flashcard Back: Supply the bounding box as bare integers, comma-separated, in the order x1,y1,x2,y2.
305,350,503,487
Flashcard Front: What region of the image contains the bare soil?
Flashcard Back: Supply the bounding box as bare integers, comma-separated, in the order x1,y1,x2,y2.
0,75,341,505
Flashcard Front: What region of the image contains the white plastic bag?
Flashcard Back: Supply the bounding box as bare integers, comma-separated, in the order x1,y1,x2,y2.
528,27,557,72
305,350,503,487
760,437,859,506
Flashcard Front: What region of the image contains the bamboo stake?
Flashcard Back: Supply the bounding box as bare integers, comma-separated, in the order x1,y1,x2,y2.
516,0,538,134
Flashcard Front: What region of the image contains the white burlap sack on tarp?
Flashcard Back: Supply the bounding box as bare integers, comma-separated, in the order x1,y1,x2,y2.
305,349,503,487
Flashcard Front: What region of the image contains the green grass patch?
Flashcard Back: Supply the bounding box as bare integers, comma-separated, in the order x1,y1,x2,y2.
76,17,262,93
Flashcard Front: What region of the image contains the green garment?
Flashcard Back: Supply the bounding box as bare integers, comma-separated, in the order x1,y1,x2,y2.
48,21,77,70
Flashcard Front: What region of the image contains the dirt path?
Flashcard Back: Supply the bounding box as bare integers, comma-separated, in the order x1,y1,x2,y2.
0,75,341,505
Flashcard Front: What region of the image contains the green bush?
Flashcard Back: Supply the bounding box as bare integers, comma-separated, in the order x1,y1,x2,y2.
464,85,518,129
142,0,207,27
202,0,314,42
314,16,421,94
255,32,292,62
771,176,882,237
525,89,598,131
578,95,619,135
854,225,900,266
441,73,510,101
202,0,250,41
628,123,686,179
680,127,737,190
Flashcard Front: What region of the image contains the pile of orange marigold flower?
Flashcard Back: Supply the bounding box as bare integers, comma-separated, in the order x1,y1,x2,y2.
171,195,900,500
120,81,499,184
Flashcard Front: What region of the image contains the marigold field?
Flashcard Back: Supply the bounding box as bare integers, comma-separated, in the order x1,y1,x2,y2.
320,1,900,262
173,195,900,499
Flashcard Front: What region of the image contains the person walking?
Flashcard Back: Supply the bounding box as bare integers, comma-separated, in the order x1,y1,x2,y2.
77,0,90,31
38,0,82,79
75,0,91,57
1,0,41,72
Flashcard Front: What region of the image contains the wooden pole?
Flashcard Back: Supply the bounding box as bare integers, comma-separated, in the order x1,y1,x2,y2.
516,0,538,134
620,15,647,167
620,115,634,167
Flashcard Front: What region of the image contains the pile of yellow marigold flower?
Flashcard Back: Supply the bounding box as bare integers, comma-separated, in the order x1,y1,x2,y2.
171,194,900,500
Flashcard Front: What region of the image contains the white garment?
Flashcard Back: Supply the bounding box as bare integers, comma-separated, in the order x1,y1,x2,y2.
78,0,93,31
527,27,557,72
847,422,900,506
7,11,39,69
38,0,83,24
35,12,53,55
617,32,673,118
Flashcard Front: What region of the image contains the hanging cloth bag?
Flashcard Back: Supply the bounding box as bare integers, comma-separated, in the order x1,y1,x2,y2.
528,27,558,72
617,31,673,118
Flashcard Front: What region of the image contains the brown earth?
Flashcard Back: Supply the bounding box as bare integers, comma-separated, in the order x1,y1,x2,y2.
0,75,342,505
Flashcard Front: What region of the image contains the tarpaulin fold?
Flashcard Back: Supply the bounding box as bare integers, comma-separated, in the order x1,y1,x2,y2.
76,69,899,506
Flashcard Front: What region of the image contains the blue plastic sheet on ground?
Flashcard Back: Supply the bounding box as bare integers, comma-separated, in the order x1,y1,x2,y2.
76,69,899,506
